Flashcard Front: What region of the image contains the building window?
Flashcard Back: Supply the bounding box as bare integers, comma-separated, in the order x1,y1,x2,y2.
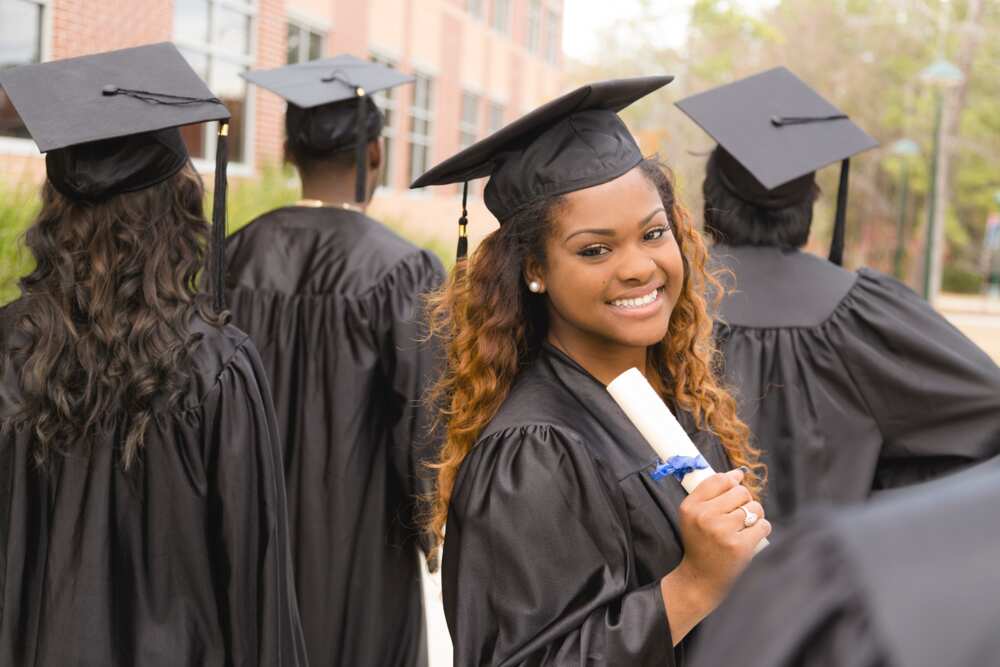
526,0,542,54
491,0,511,33
370,53,398,188
408,72,434,187
287,21,324,64
544,9,560,64
0,0,45,140
465,0,483,19
459,91,479,194
487,101,505,133
174,0,257,165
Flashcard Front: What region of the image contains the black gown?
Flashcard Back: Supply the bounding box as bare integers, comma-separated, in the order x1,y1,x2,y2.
711,244,1000,520
225,206,445,667
0,305,306,666
443,343,733,666
690,457,1000,667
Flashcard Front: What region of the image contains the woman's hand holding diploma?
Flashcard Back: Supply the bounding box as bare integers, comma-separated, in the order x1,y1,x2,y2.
607,368,771,645
660,467,772,644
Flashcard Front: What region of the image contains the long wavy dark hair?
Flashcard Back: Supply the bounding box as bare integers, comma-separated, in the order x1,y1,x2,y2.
1,163,224,468
425,158,764,549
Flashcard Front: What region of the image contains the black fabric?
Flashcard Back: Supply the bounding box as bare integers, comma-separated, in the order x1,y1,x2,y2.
242,54,414,109
45,128,189,201
690,459,1000,667
410,76,672,223
443,343,733,666
675,67,877,190
225,206,445,667
0,313,307,666
690,510,890,667
0,42,229,152
285,96,384,156
711,245,1000,521
714,145,816,209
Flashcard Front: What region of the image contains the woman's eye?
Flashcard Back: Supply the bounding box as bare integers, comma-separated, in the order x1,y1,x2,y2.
644,226,669,241
579,245,610,258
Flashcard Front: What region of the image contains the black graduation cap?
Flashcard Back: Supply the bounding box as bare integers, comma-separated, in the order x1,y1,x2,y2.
675,67,878,265
243,55,414,203
410,76,673,259
0,42,232,310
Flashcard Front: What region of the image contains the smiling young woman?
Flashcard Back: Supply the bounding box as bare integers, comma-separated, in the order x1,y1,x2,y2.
413,79,767,667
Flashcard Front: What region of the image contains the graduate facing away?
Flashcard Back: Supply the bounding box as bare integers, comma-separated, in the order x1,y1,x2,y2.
0,44,306,666
691,457,1000,667
226,56,445,667
413,77,771,666
676,68,1000,522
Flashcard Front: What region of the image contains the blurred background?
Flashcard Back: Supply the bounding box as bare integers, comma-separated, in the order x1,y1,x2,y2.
1,1,998,663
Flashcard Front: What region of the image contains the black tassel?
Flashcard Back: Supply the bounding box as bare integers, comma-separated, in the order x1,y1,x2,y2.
456,181,469,261
828,158,850,266
212,123,229,312
355,88,367,203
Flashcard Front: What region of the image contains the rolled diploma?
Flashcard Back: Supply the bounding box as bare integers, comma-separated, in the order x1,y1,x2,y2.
607,367,768,553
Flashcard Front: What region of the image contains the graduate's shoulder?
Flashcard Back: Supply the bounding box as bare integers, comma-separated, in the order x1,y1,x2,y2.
227,207,443,295
182,315,261,406
711,245,858,328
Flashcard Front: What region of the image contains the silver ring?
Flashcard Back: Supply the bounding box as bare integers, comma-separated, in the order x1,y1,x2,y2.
739,506,759,528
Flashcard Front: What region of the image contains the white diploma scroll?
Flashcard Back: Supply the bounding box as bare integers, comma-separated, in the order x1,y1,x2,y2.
607,367,768,553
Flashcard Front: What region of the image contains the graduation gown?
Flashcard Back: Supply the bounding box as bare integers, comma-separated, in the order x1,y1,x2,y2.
0,306,306,666
443,343,732,666
690,457,1000,667
225,206,445,667
711,244,1000,521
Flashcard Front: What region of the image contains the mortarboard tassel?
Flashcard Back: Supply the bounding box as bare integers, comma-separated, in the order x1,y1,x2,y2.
355,87,367,203
456,181,469,261
212,122,229,312
828,158,850,266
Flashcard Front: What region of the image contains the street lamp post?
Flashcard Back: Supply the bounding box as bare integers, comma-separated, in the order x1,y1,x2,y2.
891,138,920,280
920,58,965,301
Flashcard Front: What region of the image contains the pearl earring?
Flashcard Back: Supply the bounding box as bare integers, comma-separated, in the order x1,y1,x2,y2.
528,280,542,293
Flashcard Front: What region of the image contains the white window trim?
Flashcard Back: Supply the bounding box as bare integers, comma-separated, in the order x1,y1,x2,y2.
0,0,53,155
407,71,435,189
370,52,400,191
174,0,258,170
286,7,331,33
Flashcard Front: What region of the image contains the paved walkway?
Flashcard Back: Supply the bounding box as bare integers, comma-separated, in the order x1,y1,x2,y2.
937,293,1000,362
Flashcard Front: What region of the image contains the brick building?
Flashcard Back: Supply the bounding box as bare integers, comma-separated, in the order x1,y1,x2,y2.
0,0,564,242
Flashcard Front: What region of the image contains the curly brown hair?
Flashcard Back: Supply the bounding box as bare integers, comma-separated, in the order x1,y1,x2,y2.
425,158,764,550
1,163,224,468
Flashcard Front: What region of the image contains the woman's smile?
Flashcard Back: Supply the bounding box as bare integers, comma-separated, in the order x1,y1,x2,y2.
606,285,667,318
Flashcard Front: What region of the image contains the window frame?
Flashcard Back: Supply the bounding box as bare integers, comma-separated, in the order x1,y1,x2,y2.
544,7,560,65
526,0,542,54
490,0,512,34
370,51,399,190
0,0,52,154
407,71,435,189
286,15,326,65
173,0,259,170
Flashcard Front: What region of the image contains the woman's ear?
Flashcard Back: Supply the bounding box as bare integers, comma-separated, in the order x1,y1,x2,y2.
523,258,546,294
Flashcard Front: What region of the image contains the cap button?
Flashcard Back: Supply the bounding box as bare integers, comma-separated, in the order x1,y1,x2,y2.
102,85,120,96
770,115,784,126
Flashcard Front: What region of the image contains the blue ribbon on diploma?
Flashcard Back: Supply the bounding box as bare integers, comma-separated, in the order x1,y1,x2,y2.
651,454,709,482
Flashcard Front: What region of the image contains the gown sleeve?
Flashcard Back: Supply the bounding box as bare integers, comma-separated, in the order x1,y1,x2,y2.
202,338,308,666
443,424,674,666
376,250,446,555
827,269,1000,488
689,514,889,667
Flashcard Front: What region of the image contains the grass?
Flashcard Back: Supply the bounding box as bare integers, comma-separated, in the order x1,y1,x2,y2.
0,180,41,305
0,166,451,305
